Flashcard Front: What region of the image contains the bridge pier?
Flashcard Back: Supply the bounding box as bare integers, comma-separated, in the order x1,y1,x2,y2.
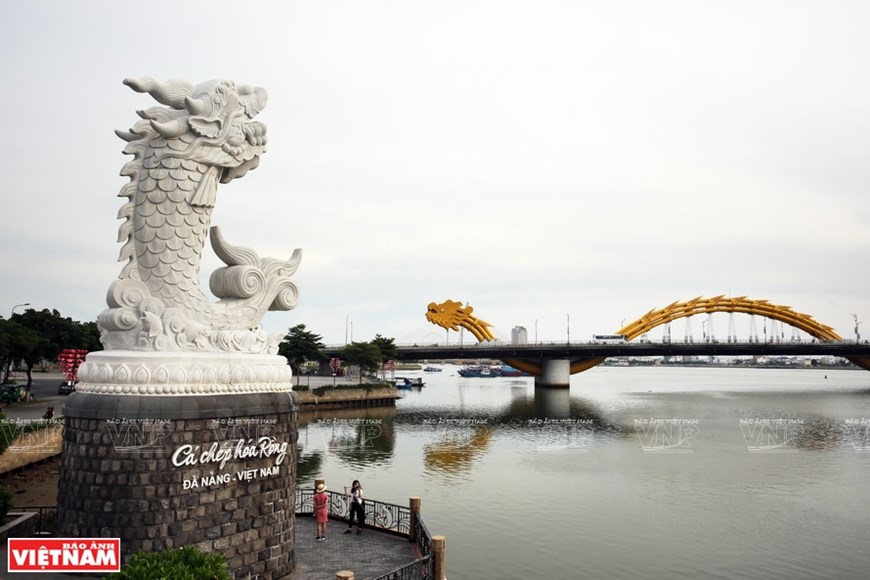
534,359,571,388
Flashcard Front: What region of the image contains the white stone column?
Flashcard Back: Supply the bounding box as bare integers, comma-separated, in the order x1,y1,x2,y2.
535,358,571,388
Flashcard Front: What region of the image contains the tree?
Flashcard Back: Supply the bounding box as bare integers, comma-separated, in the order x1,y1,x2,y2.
341,342,383,383
10,308,100,388
76,321,102,352
371,334,398,362
0,319,40,384
277,324,326,380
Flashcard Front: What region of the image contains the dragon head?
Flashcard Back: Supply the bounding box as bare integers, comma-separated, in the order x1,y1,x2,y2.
118,77,268,184
426,299,496,342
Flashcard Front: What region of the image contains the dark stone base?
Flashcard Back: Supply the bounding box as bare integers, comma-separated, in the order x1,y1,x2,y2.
58,392,298,579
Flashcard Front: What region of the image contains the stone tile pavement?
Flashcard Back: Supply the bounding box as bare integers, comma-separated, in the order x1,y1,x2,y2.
289,517,420,580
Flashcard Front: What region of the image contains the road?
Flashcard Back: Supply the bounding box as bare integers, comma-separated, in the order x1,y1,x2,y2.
2,372,70,421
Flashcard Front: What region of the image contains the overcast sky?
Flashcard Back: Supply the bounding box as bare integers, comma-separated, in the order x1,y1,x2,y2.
2,1,869,346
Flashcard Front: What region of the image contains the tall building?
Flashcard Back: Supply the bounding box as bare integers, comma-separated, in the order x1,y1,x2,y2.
511,326,528,345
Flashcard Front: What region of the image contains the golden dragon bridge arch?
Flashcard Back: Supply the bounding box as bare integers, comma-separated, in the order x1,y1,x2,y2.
503,296,870,375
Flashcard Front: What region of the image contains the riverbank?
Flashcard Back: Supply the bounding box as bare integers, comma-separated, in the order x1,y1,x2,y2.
291,375,400,409
295,385,399,409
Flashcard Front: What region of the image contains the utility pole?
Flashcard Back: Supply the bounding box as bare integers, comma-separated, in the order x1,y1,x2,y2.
566,313,570,345
5,303,30,383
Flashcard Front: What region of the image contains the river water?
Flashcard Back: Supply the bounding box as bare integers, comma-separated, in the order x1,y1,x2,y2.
296,366,870,579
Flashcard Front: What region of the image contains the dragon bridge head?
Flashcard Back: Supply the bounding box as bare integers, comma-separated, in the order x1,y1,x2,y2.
426,299,496,342
426,300,468,331
119,77,268,182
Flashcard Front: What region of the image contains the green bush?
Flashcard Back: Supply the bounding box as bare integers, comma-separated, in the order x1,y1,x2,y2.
106,546,231,580
0,485,15,520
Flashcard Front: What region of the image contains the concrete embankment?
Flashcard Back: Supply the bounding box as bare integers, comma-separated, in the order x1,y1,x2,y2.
293,385,399,409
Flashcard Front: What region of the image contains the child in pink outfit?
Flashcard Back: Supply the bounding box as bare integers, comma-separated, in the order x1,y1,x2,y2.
313,483,329,541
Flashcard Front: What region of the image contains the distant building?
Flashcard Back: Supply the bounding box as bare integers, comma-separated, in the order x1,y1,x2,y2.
511,326,528,345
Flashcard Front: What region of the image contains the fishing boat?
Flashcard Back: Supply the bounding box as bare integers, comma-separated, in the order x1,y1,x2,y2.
457,365,501,378
498,365,531,377
458,365,531,378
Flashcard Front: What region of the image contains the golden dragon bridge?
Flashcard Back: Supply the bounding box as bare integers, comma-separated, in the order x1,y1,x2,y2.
418,296,870,387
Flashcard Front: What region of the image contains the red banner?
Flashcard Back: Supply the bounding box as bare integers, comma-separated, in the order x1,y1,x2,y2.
56,349,88,382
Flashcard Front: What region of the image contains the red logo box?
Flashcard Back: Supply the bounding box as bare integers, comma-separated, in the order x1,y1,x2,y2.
7,538,121,573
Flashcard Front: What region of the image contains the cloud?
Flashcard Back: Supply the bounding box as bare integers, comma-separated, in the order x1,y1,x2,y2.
1,1,869,346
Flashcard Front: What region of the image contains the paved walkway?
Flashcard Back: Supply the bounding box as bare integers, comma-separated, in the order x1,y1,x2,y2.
290,518,420,580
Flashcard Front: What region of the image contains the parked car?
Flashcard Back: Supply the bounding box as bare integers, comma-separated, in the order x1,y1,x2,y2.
0,385,22,404
58,380,77,395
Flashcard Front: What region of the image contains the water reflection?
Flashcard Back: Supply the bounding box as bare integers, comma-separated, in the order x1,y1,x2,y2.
298,405,397,427
296,450,323,481
298,406,397,468
423,426,492,474
502,388,626,435
734,412,849,451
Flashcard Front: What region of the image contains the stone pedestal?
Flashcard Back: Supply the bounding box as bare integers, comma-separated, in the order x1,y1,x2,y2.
58,351,298,578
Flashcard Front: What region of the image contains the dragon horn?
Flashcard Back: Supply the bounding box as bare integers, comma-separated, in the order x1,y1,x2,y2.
114,129,140,142
123,77,195,109
185,96,208,115
150,119,187,138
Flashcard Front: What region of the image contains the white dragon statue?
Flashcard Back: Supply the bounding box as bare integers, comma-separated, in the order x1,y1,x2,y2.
97,77,301,354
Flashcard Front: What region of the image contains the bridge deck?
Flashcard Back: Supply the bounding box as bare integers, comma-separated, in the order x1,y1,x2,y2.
324,341,870,362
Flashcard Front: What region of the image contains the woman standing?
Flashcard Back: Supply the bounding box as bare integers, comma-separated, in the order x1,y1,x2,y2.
313,483,329,541
344,480,365,535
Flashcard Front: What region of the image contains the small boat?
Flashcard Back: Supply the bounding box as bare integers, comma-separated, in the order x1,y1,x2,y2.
423,366,442,372
391,377,425,388
498,365,531,377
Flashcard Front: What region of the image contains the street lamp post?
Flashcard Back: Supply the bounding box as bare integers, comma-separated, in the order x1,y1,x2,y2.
10,303,30,318
566,313,570,345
